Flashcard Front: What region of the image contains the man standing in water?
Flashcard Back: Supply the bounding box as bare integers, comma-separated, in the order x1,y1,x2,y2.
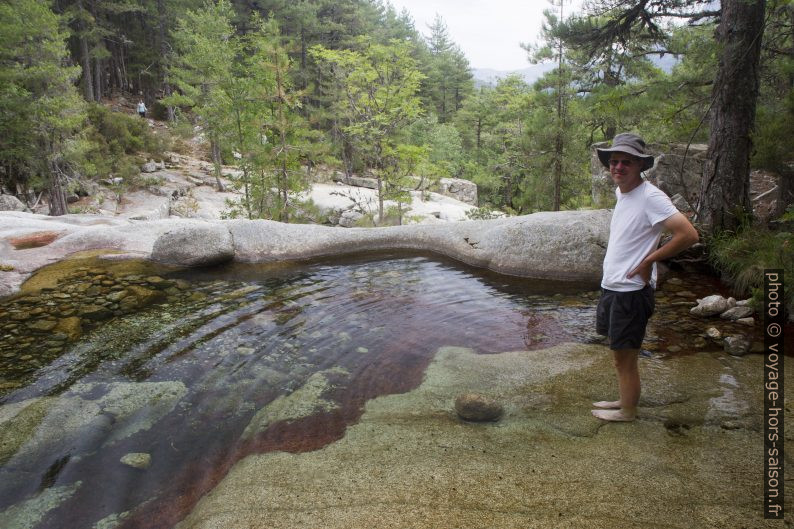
592,133,699,421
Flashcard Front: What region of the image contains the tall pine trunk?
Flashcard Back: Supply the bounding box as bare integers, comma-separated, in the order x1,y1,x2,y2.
77,0,94,101
157,0,175,121
210,140,225,192
48,156,68,216
93,53,102,101
698,0,766,233
552,0,565,212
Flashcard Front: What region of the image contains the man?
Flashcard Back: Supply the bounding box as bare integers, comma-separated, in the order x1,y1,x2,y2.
592,133,699,422
137,100,147,118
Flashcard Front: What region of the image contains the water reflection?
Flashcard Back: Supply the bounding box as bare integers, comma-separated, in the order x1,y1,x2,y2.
0,253,600,528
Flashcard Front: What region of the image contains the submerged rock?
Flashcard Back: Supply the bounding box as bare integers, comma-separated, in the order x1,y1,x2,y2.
242,368,349,439
724,335,751,356
120,452,151,470
0,381,187,467
173,345,786,529
454,393,503,422
0,481,81,529
119,285,166,312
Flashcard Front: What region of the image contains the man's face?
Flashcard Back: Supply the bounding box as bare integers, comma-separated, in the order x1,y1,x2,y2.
608,152,643,190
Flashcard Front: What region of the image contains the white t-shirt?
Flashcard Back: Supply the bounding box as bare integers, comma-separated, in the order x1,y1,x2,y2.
601,180,678,292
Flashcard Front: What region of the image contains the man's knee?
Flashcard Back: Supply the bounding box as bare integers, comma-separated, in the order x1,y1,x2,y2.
612,349,639,371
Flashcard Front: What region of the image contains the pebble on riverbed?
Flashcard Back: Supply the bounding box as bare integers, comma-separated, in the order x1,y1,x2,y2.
724,335,751,356
120,452,152,469
0,266,193,386
454,393,503,422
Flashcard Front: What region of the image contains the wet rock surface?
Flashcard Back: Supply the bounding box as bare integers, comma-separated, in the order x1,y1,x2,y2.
0,265,190,386
724,334,751,356
0,255,786,529
454,393,503,422
175,345,793,529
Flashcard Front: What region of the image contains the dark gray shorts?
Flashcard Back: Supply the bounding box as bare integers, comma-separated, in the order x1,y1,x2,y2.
596,285,655,350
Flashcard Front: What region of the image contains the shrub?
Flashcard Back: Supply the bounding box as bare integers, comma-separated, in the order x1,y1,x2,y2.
74,103,170,186
86,103,166,156
708,226,793,315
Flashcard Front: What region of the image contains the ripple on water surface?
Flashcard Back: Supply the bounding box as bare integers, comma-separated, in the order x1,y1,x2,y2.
0,252,601,529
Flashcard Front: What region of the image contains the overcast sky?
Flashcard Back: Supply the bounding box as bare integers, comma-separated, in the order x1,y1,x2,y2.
387,0,586,71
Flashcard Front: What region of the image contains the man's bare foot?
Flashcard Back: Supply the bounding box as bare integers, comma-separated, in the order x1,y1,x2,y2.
591,409,636,422
592,400,621,409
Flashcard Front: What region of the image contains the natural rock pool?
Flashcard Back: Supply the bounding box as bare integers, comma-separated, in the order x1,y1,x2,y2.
0,252,790,528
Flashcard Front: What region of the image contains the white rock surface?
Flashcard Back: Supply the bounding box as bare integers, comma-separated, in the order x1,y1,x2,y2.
690,295,731,317
303,183,476,224
0,195,29,212
720,306,754,321
150,223,235,266
1,206,611,297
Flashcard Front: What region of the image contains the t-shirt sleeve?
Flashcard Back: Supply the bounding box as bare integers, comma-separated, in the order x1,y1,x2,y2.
645,187,679,226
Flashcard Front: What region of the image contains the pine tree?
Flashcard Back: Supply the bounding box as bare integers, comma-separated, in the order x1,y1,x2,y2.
0,0,86,215
423,15,473,123
311,38,425,222
163,0,238,191
568,0,766,233
231,18,315,222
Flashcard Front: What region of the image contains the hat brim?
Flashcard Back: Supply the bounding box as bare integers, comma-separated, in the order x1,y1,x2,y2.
596,146,654,171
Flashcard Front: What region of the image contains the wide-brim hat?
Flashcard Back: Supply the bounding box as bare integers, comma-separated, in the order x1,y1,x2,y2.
596,133,654,171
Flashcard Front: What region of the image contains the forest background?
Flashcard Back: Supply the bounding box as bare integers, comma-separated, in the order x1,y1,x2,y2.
0,0,792,305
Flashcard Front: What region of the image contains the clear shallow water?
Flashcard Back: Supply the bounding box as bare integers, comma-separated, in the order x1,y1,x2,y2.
0,252,600,528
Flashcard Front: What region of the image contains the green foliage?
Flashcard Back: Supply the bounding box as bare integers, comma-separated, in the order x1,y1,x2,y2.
403,115,463,179
465,206,501,220
86,104,165,156
709,226,793,316
752,2,794,175
311,38,426,221
162,0,236,186
421,15,473,124
0,0,85,208
69,104,164,185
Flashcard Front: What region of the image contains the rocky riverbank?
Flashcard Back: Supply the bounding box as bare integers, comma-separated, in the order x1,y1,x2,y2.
0,209,612,298
0,248,788,528
174,344,793,529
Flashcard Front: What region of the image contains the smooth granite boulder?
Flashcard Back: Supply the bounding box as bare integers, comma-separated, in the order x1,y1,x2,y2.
227,209,610,283
150,223,234,266
1,209,610,295
0,195,29,212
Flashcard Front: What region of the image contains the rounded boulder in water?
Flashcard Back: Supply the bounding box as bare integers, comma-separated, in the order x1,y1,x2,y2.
454,393,503,422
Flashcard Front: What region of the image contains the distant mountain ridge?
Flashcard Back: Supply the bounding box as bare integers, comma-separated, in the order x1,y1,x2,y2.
471,63,556,87
472,54,677,88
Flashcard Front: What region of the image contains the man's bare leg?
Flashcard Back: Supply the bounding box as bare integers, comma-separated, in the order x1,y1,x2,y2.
592,349,640,421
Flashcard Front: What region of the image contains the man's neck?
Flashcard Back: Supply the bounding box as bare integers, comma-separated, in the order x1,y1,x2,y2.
618,178,643,194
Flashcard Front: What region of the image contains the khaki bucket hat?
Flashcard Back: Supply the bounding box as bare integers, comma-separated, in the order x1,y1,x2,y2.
596,133,655,171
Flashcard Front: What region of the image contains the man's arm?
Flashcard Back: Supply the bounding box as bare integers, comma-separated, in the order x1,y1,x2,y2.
628,212,699,282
